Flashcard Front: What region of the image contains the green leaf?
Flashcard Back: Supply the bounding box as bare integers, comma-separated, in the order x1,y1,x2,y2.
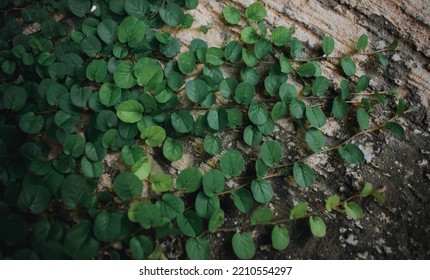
163,138,183,161
232,188,254,213
245,2,267,22
19,112,44,134
93,211,122,242
241,27,259,44
220,150,245,179
3,86,27,111
354,75,370,93
305,128,326,153
279,83,297,103
118,16,146,47
293,163,315,187
357,108,370,131
322,36,334,55
312,76,330,96
86,60,107,83
81,36,101,57
140,126,166,147
203,134,222,155
171,110,194,133
385,122,404,138
61,174,89,208
344,202,363,220
159,3,184,27
195,192,220,219
251,207,272,225
357,34,368,52
135,64,163,90
261,140,282,167
186,79,208,104
70,86,91,108
99,83,121,107
176,167,202,193
297,62,317,78
131,156,151,180
338,143,364,164
248,102,268,125
207,108,228,131
124,0,150,19
156,194,184,220
325,195,340,212
254,39,272,59
220,77,238,99
289,202,308,219
206,47,224,66
185,0,199,9
271,102,287,121
178,52,196,74
208,209,225,233
64,221,99,260
177,211,203,237
306,107,326,128
243,125,263,147
114,61,137,89
360,182,373,198
130,235,154,260
235,82,255,105
150,173,173,193
290,38,303,58
272,226,290,250
264,75,282,96
80,157,103,178
375,52,388,67
68,0,90,18
223,5,241,24
251,179,273,204
113,172,143,201
340,57,356,77
97,19,118,44
271,26,291,46
203,169,225,197
309,216,326,238
17,185,50,214
116,100,143,123
232,232,255,260
332,96,349,119
186,237,212,260
397,98,406,117
228,108,243,128
63,134,85,158
242,49,258,67
137,202,161,229
121,145,144,166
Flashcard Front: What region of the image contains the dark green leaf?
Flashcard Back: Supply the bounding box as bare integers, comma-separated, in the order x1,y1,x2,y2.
118,16,146,47
357,108,370,131
251,207,272,225
332,96,349,119
156,194,184,220
338,143,364,164
130,235,154,260
64,221,99,260
354,75,370,93
186,237,212,260
171,110,194,133
251,179,273,203
113,172,142,201
177,167,202,193
223,5,241,24
220,150,245,179
241,27,259,44
384,122,404,137
17,185,50,214
245,2,266,22
178,52,196,74
203,134,222,155
272,226,290,250
305,128,326,153
312,76,330,96
163,138,183,161
195,192,220,219
231,188,254,213
93,211,122,242
293,163,315,187
203,169,225,197
208,209,224,233
177,211,203,237
357,34,368,52
159,3,184,27
340,57,356,77
322,36,334,55
97,19,118,44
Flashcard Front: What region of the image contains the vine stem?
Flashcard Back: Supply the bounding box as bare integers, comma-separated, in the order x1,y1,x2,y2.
290,48,397,63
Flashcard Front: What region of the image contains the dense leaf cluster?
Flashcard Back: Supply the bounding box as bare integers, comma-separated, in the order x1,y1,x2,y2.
0,0,404,259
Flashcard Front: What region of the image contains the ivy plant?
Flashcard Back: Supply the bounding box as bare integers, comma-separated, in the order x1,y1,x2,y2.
0,0,407,260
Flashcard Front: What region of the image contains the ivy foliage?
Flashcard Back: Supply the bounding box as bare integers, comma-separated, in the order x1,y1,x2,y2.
0,0,403,260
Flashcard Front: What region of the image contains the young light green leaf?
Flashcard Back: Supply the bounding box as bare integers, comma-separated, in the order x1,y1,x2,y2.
140,126,166,147
271,26,291,46
325,195,340,212
150,173,173,193
309,216,326,238
360,182,373,198
289,202,308,219
131,157,151,180
344,202,363,220
241,27,259,44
